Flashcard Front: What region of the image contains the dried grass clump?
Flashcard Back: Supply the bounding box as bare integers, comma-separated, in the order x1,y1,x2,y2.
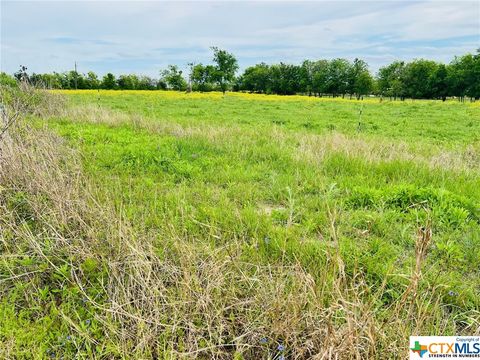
61,103,239,143
295,132,480,172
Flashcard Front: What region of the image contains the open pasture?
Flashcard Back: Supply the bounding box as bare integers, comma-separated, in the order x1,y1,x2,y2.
2,90,479,358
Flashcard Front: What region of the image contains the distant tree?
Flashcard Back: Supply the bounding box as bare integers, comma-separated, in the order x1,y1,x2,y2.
211,47,238,94
117,75,130,90
5,51,477,99
299,60,316,95
156,79,167,90
377,61,405,99
14,65,29,83
312,60,329,96
50,72,64,89
239,63,270,93
102,73,117,89
160,65,187,91
137,76,156,90
466,52,480,99
326,59,350,97
117,74,140,90
447,59,464,98
72,71,87,89
348,58,373,98
402,59,438,99
0,72,17,87
354,71,374,98
270,63,301,95
57,70,86,89
191,64,216,92
57,73,68,89
429,64,449,100
347,58,362,96
449,53,480,99
29,73,48,88
86,71,100,89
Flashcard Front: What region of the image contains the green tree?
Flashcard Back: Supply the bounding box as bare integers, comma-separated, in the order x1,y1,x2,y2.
449,53,480,99
269,63,301,95
311,60,329,96
191,64,216,92
239,63,270,93
468,51,480,99
160,65,187,91
429,64,449,100
211,47,238,94
51,72,64,89
299,60,316,96
326,59,350,97
156,79,167,90
402,59,438,99
348,58,373,98
0,72,17,87
137,76,156,90
117,74,140,90
61,70,86,89
377,61,405,99
14,65,29,83
354,71,374,98
102,73,117,89
86,71,100,89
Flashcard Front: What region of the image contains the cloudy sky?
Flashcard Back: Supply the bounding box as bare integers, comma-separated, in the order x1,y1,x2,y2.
1,1,479,77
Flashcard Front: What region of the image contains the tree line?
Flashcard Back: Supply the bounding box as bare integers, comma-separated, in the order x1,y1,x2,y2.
2,47,479,100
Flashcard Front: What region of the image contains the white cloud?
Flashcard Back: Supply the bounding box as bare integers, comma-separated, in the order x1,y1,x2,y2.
1,0,478,76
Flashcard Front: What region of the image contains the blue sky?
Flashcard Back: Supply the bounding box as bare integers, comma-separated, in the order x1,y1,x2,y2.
1,1,479,77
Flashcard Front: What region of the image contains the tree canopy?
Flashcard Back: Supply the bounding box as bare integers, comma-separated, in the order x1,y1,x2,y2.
3,49,479,100
211,47,239,94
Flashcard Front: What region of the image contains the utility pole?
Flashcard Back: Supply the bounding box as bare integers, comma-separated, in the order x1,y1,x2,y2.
74,61,78,90
187,62,195,93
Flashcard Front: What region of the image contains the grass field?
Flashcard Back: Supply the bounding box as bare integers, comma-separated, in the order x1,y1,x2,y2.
1,89,479,359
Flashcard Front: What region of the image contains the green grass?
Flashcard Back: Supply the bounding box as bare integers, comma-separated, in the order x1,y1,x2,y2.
54,92,480,308
2,90,479,358
65,91,480,145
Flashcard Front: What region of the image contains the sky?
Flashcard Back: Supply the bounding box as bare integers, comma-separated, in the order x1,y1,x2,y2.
1,0,479,77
